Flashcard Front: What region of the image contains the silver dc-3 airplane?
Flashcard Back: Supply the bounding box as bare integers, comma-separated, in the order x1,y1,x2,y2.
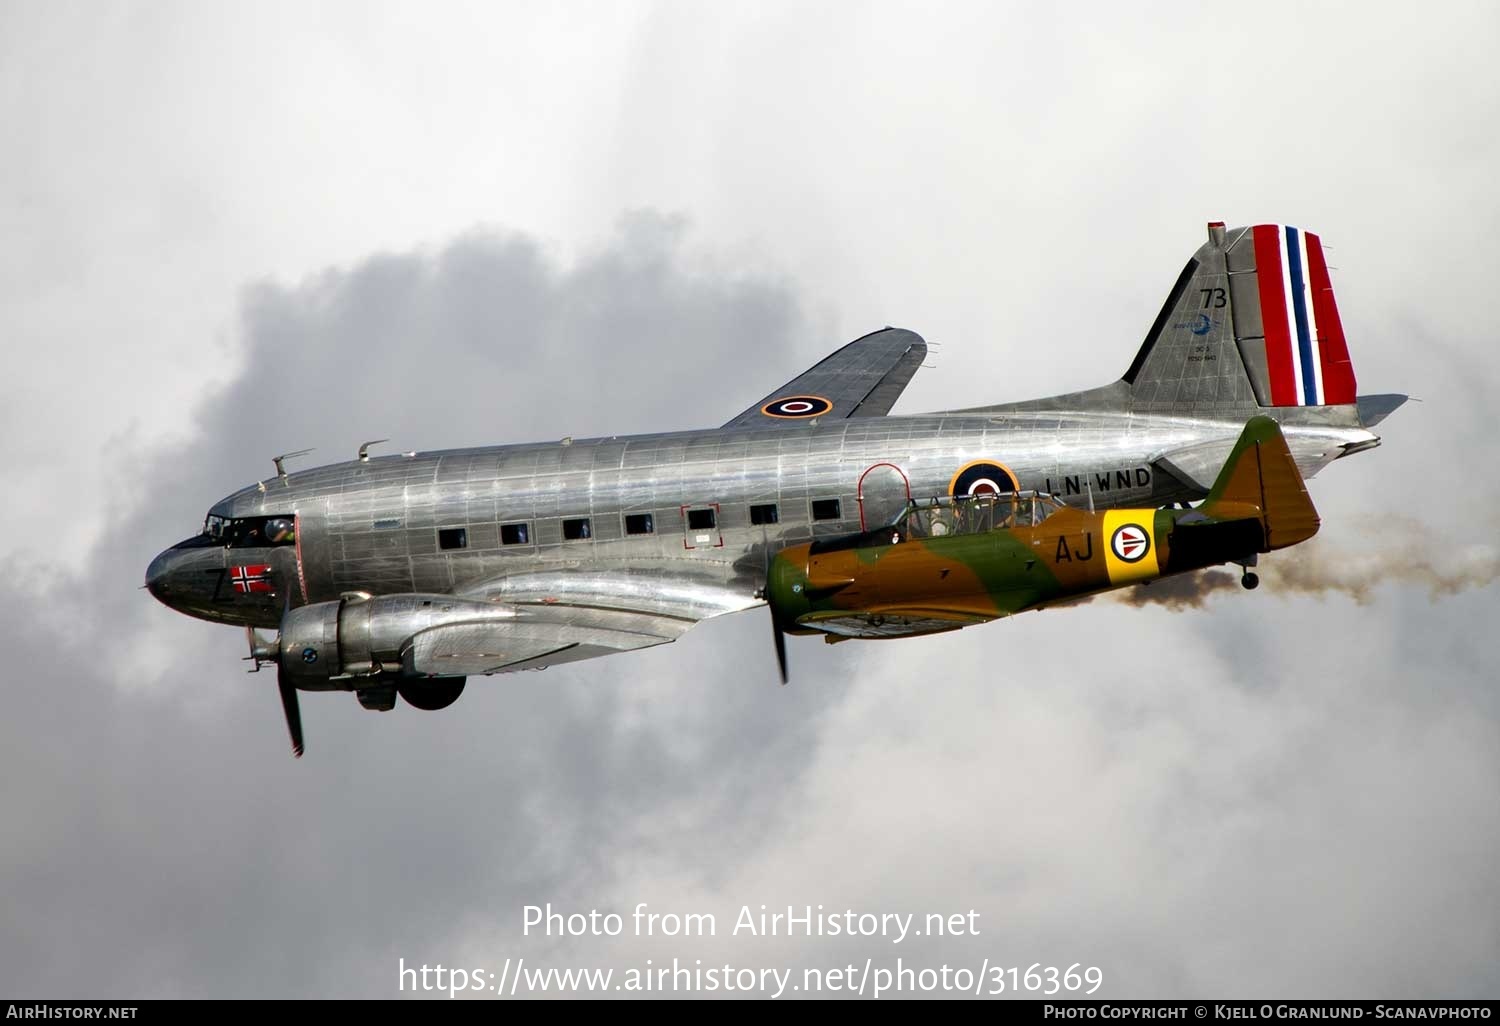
146,222,1405,757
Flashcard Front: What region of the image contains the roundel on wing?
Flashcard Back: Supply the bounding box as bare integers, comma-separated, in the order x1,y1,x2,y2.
761,395,833,419
948,460,1020,497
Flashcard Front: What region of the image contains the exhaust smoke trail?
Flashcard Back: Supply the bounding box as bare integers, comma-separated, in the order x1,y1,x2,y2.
1109,534,1500,610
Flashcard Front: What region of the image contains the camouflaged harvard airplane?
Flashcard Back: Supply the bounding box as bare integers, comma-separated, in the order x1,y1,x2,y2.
146,221,1404,757
764,415,1318,676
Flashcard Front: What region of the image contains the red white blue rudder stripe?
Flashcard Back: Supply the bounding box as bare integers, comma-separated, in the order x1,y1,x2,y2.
1251,225,1357,406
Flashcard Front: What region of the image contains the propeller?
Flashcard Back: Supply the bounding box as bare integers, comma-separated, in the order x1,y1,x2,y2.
244,586,305,759
277,662,305,758
760,529,790,686
771,614,789,685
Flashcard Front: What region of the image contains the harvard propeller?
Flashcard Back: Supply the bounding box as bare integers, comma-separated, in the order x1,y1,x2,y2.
145,222,1403,757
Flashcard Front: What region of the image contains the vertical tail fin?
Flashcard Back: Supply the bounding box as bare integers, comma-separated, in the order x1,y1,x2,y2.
1124,223,1358,411
1201,416,1320,550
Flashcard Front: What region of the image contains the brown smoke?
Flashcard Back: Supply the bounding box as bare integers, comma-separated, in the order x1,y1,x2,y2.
1109,570,1241,610
1103,531,1500,611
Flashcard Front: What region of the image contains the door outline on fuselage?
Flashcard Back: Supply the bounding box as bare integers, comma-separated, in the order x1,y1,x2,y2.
856,462,913,532
291,513,309,603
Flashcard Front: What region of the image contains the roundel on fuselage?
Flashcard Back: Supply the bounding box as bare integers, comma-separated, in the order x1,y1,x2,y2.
948,460,1020,497
761,395,834,419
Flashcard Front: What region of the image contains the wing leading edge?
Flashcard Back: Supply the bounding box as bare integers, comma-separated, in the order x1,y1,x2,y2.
721,327,928,429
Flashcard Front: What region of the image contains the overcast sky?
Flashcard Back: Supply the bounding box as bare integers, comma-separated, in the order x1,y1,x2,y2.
3,0,1498,1000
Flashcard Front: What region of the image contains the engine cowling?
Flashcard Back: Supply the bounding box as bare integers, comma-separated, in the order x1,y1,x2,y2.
277,594,506,690
278,600,342,688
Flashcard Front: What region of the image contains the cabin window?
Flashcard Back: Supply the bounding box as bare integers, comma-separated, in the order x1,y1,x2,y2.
811,498,842,521
563,518,592,541
750,503,779,526
500,522,530,545
438,528,468,550
625,513,654,535
686,508,717,530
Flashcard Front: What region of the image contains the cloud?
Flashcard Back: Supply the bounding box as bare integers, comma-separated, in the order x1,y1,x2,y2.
6,2,1500,1002
7,211,1498,999
0,213,843,997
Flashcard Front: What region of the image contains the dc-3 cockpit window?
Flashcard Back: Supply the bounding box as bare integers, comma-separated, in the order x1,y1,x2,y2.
203,514,297,547
895,492,1066,540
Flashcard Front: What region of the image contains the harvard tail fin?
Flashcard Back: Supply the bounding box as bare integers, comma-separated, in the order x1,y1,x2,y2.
1199,415,1320,551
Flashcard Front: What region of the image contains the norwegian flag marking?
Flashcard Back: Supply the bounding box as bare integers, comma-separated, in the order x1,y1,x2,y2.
230,564,274,595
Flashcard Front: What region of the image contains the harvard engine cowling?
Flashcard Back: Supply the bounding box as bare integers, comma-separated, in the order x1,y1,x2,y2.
274,593,512,691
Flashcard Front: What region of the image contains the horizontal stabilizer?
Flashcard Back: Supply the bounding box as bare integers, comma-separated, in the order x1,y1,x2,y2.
1356,393,1409,428
1152,437,1239,492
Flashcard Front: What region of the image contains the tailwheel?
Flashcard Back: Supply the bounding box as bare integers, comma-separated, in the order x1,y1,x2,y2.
1241,571,1260,590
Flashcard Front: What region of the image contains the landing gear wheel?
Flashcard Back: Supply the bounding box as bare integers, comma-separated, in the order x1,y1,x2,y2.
397,677,467,711
1241,571,1260,590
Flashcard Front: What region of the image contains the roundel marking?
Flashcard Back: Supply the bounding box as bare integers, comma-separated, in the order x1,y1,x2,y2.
948,459,1020,497
761,395,833,419
301,646,319,664
1110,524,1151,563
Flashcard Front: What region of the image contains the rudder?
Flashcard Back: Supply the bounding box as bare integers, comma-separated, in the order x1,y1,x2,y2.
1239,225,1356,406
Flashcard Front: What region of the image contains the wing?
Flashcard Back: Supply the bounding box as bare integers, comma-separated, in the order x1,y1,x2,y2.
405,610,679,675
408,568,760,675
794,611,980,640
721,327,928,429
790,593,1040,641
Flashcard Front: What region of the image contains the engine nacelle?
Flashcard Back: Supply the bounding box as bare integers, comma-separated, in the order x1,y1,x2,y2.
277,593,506,690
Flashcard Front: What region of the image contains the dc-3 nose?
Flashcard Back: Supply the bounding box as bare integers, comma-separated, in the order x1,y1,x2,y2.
145,541,206,607
143,536,229,619
144,548,174,602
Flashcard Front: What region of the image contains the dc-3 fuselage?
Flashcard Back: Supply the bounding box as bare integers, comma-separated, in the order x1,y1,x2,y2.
145,222,1404,756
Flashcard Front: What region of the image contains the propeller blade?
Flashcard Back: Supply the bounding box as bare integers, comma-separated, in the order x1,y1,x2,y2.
762,536,790,686
772,615,789,686
277,663,305,758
